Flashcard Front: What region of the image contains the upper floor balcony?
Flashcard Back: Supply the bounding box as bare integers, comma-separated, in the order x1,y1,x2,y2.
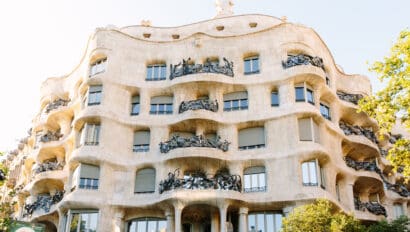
159,134,230,154
339,121,378,145
23,190,65,218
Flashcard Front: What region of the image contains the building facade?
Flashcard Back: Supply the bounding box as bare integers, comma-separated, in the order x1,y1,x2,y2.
2,7,410,232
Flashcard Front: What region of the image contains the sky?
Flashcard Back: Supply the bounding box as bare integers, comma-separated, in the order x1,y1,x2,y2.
0,0,409,152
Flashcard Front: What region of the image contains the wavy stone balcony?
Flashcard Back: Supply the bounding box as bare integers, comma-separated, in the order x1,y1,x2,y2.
23,190,64,218
179,99,218,114
339,121,378,145
159,134,230,153
170,57,234,80
159,168,241,194
44,98,70,114
282,54,325,70
354,198,387,217
337,91,363,105
344,157,410,197
31,161,65,179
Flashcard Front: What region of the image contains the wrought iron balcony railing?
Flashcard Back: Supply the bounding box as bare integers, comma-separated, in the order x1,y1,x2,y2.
23,190,65,217
159,134,230,153
44,98,70,114
179,99,218,114
339,121,378,144
282,54,325,70
32,161,65,176
170,57,234,79
354,198,387,217
336,91,363,105
39,130,63,143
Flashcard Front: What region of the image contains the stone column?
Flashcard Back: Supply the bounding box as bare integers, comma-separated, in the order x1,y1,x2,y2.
174,203,184,232
113,210,125,232
344,179,356,212
166,210,175,232
211,210,220,232
219,203,228,232
238,207,248,232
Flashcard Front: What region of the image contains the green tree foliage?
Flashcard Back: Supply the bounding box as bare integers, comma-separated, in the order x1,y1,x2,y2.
282,199,364,232
367,216,410,232
359,29,410,178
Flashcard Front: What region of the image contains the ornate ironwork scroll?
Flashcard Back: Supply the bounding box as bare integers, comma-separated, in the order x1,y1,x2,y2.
345,156,410,197
339,121,378,144
23,190,65,217
45,99,70,113
159,168,241,194
282,54,324,70
159,134,230,153
179,99,218,113
170,57,234,79
39,130,63,143
336,91,363,105
355,198,387,217
32,161,65,176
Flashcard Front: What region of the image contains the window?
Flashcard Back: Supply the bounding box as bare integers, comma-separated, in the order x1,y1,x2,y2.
223,91,248,111
302,160,320,186
128,218,166,232
67,210,98,232
79,123,100,146
271,91,279,107
298,118,320,143
135,168,156,193
146,64,166,81
133,131,150,152
244,56,260,75
150,96,173,115
320,103,331,120
295,85,314,105
89,58,106,77
238,127,265,150
72,164,100,191
244,166,266,192
87,85,102,106
131,95,140,115
326,76,330,86
248,212,282,232
393,203,404,219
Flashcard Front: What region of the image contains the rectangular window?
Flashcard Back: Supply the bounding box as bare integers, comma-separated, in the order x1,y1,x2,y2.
89,58,107,77
244,57,260,75
307,89,314,105
133,131,150,152
67,211,98,232
146,64,166,81
244,167,266,192
248,212,282,232
223,91,248,111
150,96,173,115
80,123,100,146
238,127,265,150
271,91,279,106
320,103,331,120
295,87,305,102
302,160,318,186
295,85,315,105
88,85,102,106
298,118,320,143
72,164,100,191
131,96,140,115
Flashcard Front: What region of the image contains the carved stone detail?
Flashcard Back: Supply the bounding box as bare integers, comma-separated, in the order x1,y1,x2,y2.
45,99,70,113
179,99,218,113
336,91,363,105
159,134,230,153
339,121,378,144
170,57,234,79
159,168,241,194
23,190,65,217
282,54,324,70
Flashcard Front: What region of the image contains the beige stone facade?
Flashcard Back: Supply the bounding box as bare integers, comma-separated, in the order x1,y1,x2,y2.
2,13,410,232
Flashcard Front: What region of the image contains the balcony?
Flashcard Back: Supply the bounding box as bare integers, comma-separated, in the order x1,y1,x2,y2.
159,134,230,153
44,98,70,114
39,130,63,143
170,57,234,79
339,121,378,144
23,190,64,217
337,91,363,105
159,168,241,194
179,99,218,114
282,54,325,70
354,198,387,217
32,160,65,178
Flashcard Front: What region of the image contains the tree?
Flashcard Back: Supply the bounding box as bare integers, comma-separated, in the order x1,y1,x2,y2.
359,29,410,178
367,216,410,232
282,199,365,232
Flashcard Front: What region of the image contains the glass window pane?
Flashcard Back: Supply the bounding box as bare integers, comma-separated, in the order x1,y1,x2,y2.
302,163,309,184
241,99,248,108
257,214,265,232
166,104,173,113
248,215,256,231
232,100,239,109
224,101,230,110
161,66,167,79
70,213,79,232
244,175,251,189
132,104,140,114
266,214,274,232
147,67,153,79
137,221,147,232
158,221,167,232
274,214,282,232
307,89,314,103
258,173,266,188
158,104,165,113
251,174,258,188
129,222,137,232
147,220,156,232
295,87,305,101
150,104,157,113
153,66,159,79
252,59,259,72
309,162,317,184
244,60,251,73
271,92,279,106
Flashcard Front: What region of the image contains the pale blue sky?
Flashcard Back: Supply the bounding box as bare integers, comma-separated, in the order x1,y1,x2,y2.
0,0,409,151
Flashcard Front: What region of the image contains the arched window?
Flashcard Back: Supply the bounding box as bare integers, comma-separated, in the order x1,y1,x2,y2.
244,166,266,192
135,168,156,193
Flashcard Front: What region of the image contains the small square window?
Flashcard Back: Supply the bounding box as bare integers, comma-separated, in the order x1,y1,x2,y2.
244,57,260,75
271,91,279,106
295,87,305,102
89,58,107,77
146,64,166,81
320,103,331,120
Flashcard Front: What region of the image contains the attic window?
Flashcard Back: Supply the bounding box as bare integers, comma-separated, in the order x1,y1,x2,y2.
143,33,151,38
249,22,258,28
216,25,225,31
172,34,180,39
